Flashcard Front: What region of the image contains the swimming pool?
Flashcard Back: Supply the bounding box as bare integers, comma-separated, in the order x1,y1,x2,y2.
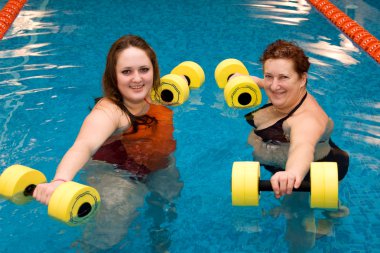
1,0,379,252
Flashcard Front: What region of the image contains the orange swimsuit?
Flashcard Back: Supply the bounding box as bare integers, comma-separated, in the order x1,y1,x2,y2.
92,104,176,177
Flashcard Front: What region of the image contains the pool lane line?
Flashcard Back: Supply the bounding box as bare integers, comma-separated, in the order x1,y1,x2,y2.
308,0,380,64
0,0,27,40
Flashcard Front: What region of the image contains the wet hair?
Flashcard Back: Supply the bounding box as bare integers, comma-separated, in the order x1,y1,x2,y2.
101,35,159,132
260,40,310,76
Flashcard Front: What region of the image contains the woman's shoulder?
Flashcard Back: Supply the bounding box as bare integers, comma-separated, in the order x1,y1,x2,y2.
307,94,328,120
294,94,325,116
92,97,126,126
288,95,327,127
94,97,121,112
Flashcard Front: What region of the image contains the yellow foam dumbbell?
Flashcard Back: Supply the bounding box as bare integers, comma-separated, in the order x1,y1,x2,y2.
231,161,339,209
152,61,205,105
215,58,262,108
0,164,101,225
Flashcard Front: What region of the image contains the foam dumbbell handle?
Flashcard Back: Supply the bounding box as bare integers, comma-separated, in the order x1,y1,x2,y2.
259,180,311,192
23,184,37,196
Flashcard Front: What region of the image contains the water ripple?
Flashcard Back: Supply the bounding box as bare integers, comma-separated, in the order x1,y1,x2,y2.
3,10,59,39
0,43,53,58
300,36,360,66
244,0,311,25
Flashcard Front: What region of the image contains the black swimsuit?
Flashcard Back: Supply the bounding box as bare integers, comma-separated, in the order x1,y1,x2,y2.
250,93,308,144
245,93,349,181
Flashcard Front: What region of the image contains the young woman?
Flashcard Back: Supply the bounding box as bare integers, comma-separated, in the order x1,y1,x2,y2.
33,35,176,204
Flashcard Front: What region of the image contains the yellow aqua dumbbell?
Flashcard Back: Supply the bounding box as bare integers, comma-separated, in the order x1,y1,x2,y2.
152,61,205,105
215,58,262,108
231,161,339,209
0,164,101,225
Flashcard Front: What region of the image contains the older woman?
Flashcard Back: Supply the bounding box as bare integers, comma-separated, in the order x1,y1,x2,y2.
244,40,349,199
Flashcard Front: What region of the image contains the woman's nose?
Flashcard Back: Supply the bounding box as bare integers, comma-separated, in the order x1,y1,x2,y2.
132,71,142,82
269,78,280,91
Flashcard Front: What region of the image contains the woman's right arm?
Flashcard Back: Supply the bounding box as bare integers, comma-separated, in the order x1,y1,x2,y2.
33,99,122,205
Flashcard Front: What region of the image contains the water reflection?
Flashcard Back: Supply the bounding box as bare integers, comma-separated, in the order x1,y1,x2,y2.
0,43,53,58
244,0,361,65
300,36,359,66
263,193,349,253
0,64,78,77
0,87,53,101
0,3,79,155
245,0,311,25
0,74,55,87
344,123,380,145
254,15,308,26
352,112,380,124
343,110,380,146
4,10,59,39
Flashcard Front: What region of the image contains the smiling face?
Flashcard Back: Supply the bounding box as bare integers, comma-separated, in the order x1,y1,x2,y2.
263,58,307,111
115,47,154,104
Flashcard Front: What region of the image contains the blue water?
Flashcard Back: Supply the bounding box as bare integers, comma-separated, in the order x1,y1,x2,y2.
0,0,379,252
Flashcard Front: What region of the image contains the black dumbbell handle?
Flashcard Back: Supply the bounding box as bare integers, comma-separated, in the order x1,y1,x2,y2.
24,184,36,196
259,180,311,192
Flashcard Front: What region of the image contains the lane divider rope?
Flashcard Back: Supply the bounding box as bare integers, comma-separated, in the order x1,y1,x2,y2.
308,0,380,63
0,0,28,40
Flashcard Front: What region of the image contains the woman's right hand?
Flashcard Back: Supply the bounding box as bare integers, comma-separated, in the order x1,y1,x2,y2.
32,181,65,205
270,170,302,199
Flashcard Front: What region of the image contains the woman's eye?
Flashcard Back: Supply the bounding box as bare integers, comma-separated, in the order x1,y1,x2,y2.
140,67,149,73
122,70,131,75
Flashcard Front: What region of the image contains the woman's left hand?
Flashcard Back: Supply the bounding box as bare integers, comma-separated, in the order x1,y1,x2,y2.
270,171,302,198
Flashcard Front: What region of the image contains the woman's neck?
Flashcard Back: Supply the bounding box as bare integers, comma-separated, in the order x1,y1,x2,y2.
124,98,149,116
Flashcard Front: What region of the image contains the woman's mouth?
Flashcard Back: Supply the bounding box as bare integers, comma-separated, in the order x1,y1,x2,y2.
271,91,285,98
129,84,144,90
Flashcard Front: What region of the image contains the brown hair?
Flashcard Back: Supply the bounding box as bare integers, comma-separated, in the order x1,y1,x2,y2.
102,35,159,132
260,40,310,77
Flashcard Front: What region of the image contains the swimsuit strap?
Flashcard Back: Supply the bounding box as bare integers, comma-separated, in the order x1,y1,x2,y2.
281,92,308,121
245,92,307,128
248,102,272,115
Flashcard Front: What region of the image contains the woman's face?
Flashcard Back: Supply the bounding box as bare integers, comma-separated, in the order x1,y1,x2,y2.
263,58,307,110
116,47,154,104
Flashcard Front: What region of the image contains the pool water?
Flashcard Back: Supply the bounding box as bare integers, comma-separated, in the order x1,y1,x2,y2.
0,0,379,252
